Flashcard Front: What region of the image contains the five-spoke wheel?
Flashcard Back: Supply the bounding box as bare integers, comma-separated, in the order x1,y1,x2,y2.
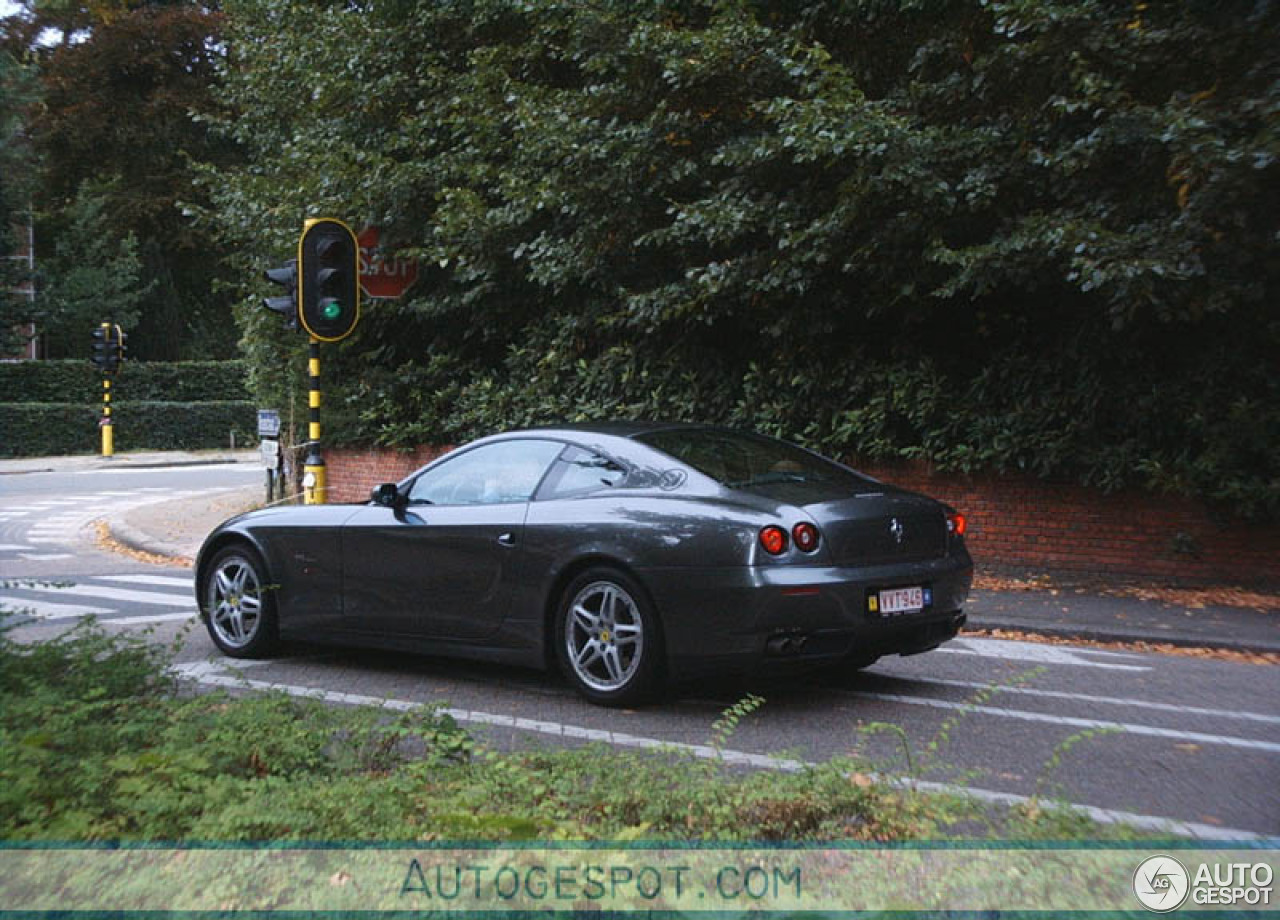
557,568,660,706
202,545,278,657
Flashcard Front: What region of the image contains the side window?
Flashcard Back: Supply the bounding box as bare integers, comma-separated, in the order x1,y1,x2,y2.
537,446,627,500
407,440,562,506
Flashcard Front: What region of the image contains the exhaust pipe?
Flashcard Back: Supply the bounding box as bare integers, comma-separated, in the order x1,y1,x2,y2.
766,634,809,656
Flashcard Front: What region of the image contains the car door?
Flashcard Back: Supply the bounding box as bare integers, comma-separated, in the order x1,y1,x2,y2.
340,438,563,640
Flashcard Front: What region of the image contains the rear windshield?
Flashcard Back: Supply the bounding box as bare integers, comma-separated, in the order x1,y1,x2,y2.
636,428,863,490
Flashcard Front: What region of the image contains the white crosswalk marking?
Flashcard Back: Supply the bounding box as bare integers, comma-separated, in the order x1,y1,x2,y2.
17,583,195,608
18,553,75,561
0,595,113,619
99,574,194,588
102,612,198,625
0,544,33,551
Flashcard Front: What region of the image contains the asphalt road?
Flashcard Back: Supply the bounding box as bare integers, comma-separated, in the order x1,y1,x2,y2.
2,465,1277,839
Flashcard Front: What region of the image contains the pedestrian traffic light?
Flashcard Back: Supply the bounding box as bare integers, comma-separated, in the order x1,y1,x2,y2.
91,323,121,374
263,258,299,328
298,218,360,342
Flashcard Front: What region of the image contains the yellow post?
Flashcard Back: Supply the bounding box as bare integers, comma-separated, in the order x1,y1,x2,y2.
101,377,114,457
303,337,326,504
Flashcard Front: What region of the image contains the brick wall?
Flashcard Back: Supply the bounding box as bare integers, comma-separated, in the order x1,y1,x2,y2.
326,445,453,504
856,460,1280,585
325,447,1280,586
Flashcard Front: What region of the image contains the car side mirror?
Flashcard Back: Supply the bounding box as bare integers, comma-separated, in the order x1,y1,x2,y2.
371,483,405,509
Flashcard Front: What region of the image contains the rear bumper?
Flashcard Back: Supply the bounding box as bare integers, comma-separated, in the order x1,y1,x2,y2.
641,552,973,679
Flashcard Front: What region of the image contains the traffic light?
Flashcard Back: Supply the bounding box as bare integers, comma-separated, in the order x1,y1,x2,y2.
263,258,298,328
91,323,121,374
298,218,360,342
91,324,110,371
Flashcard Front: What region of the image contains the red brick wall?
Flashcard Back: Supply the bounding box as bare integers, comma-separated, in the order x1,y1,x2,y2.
326,445,454,504
325,447,1280,586
856,460,1280,585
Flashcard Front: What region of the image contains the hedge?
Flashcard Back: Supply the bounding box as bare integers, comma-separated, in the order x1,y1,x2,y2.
0,401,256,457
0,360,249,404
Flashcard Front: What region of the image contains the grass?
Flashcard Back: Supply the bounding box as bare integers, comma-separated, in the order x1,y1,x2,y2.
0,619,1146,843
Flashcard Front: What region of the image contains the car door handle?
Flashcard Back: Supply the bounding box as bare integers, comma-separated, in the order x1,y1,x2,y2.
497,532,516,547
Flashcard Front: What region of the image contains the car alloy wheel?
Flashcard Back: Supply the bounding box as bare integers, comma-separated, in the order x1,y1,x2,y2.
204,546,278,657
558,568,660,706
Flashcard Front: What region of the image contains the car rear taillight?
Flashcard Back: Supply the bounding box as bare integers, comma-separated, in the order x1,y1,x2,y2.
946,512,967,537
792,522,820,552
759,525,788,555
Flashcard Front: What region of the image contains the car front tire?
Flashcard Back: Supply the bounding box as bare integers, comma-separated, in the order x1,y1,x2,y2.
202,544,279,658
556,567,661,707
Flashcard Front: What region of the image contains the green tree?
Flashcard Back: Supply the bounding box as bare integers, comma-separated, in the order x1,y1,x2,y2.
0,45,37,358
4,0,240,360
202,0,1280,519
35,183,149,355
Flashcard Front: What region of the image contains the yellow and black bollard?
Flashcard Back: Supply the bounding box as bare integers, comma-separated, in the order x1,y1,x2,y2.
302,337,326,504
101,376,114,457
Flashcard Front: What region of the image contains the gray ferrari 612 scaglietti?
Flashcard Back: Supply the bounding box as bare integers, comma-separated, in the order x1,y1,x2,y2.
196,423,972,705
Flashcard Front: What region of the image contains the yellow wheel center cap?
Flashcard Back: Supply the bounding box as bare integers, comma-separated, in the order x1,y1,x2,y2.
599,630,611,643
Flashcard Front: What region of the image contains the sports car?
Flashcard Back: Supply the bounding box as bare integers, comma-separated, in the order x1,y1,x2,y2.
196,423,972,705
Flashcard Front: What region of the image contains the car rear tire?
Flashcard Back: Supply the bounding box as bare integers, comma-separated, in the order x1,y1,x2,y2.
556,567,661,707
202,544,279,658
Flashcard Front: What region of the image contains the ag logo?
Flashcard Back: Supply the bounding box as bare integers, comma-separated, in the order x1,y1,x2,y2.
1134,855,1190,912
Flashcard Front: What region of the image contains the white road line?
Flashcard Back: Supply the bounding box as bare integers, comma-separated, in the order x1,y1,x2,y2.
80,465,260,476
26,538,72,545
0,512,29,519
97,574,194,588
914,677,1280,726
18,553,75,561
855,691,1280,753
102,611,197,625
0,544,34,551
0,595,113,619
169,661,1263,841
941,637,1150,671
17,584,195,607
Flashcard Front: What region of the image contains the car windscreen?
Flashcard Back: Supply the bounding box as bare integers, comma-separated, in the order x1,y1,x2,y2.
635,428,866,493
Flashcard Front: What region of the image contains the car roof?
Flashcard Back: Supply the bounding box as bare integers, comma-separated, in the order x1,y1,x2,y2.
520,420,705,439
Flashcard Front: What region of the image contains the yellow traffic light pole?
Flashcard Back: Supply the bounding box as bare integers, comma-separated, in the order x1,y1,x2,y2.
101,376,114,457
302,337,326,504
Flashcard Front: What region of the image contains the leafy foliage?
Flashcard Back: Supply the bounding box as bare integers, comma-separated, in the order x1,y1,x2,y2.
0,399,255,457
33,183,149,349
3,1,242,359
0,45,37,357
0,621,1133,841
0,358,250,402
203,0,1280,518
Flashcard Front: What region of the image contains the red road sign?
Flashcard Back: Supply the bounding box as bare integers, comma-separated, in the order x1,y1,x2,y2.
357,227,419,299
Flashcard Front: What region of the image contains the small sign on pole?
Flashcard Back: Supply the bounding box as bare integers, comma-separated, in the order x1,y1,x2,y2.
257,409,281,439
260,439,280,470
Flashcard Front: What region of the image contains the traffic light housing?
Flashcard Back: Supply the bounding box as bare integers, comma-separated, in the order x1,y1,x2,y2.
91,323,123,374
298,218,360,342
263,258,298,328
92,324,110,371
